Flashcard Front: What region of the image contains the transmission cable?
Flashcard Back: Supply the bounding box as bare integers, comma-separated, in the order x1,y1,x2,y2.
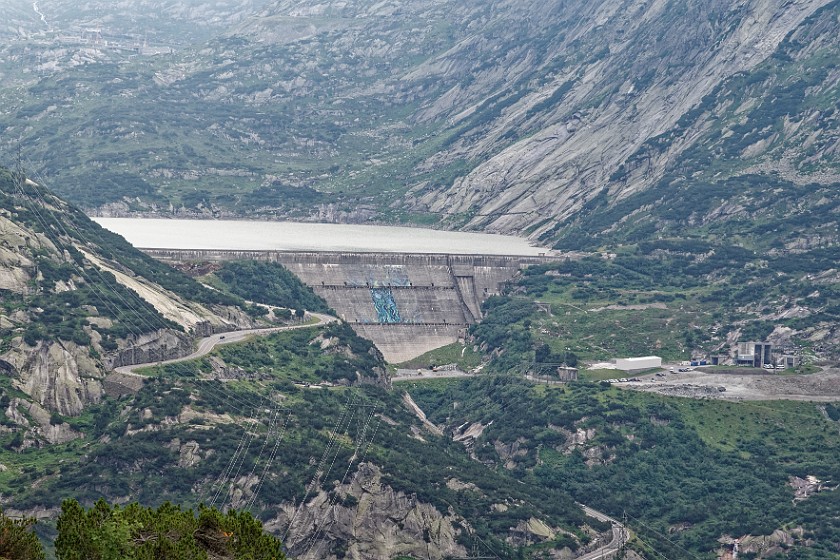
16,165,164,338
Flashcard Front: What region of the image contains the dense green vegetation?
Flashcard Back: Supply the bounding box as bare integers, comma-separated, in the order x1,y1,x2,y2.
210,261,331,314
409,377,840,559
0,509,45,560
54,499,285,560
0,500,285,560
142,322,384,385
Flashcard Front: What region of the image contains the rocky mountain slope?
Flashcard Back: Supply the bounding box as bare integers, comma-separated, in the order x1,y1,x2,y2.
2,304,610,560
0,0,269,47
0,176,613,559
407,0,838,238
2,0,838,250
0,167,255,419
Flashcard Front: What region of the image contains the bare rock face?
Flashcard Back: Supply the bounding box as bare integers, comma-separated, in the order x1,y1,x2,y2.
179,441,203,467
271,462,467,560
0,214,56,293
6,340,103,417
106,329,193,370
413,0,834,237
719,528,802,559
494,437,529,470
7,398,82,444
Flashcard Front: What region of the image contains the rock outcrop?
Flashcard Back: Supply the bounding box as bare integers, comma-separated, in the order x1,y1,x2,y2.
106,329,194,370
6,398,82,444
6,340,103,417
0,174,252,423
271,463,467,560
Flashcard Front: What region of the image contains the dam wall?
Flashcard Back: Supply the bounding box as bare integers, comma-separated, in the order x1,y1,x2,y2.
143,249,562,362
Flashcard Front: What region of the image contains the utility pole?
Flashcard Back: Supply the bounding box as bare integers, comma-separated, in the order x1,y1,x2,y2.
621,510,628,553
15,141,24,192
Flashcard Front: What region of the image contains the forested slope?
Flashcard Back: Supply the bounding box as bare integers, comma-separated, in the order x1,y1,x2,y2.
410,377,840,559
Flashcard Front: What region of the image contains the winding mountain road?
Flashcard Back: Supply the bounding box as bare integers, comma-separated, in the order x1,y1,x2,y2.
113,311,337,376
575,504,627,560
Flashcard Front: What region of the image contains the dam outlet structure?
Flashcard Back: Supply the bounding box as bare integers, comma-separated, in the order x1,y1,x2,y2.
143,250,563,363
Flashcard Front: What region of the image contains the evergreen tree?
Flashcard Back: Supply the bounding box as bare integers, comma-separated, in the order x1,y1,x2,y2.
55,499,285,560
0,508,46,560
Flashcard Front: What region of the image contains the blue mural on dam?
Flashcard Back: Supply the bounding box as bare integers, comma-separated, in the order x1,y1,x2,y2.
347,266,412,288
371,288,402,323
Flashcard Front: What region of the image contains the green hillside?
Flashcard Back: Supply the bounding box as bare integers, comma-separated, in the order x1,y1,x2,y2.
410,377,840,559
2,323,602,559
467,248,838,370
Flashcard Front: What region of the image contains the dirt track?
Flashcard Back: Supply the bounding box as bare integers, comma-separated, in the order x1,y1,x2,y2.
617,367,840,401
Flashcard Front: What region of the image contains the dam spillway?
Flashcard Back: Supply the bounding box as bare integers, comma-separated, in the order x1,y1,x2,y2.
142,249,562,363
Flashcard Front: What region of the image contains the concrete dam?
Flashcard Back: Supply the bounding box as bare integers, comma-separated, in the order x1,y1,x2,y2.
143,250,560,363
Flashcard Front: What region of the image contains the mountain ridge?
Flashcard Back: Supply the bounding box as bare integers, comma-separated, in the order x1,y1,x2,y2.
1,0,837,251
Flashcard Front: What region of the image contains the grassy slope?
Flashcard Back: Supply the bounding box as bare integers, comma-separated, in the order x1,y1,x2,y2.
470,248,838,372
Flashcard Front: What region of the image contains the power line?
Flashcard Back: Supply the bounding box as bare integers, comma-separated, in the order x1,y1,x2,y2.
207,406,260,507
22,159,168,336
245,409,294,513
624,511,707,560
282,392,356,542
303,404,380,558
12,164,159,342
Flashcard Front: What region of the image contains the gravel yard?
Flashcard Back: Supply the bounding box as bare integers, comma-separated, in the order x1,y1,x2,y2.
617,367,840,401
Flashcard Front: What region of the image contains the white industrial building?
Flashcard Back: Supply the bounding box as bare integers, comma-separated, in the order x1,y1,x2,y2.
615,356,662,372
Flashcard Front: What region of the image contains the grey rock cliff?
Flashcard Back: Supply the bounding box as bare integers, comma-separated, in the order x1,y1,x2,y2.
270,463,467,560
6,340,103,417
409,0,833,237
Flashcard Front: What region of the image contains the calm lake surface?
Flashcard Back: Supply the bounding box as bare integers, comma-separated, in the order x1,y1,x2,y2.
93,218,552,256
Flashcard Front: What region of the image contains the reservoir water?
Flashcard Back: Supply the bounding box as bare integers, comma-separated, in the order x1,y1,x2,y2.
93,218,552,256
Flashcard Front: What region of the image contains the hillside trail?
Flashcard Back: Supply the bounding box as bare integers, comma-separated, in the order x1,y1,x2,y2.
113,311,337,377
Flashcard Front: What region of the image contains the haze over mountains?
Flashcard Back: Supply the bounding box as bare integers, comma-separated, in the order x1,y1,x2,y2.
1,0,837,251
